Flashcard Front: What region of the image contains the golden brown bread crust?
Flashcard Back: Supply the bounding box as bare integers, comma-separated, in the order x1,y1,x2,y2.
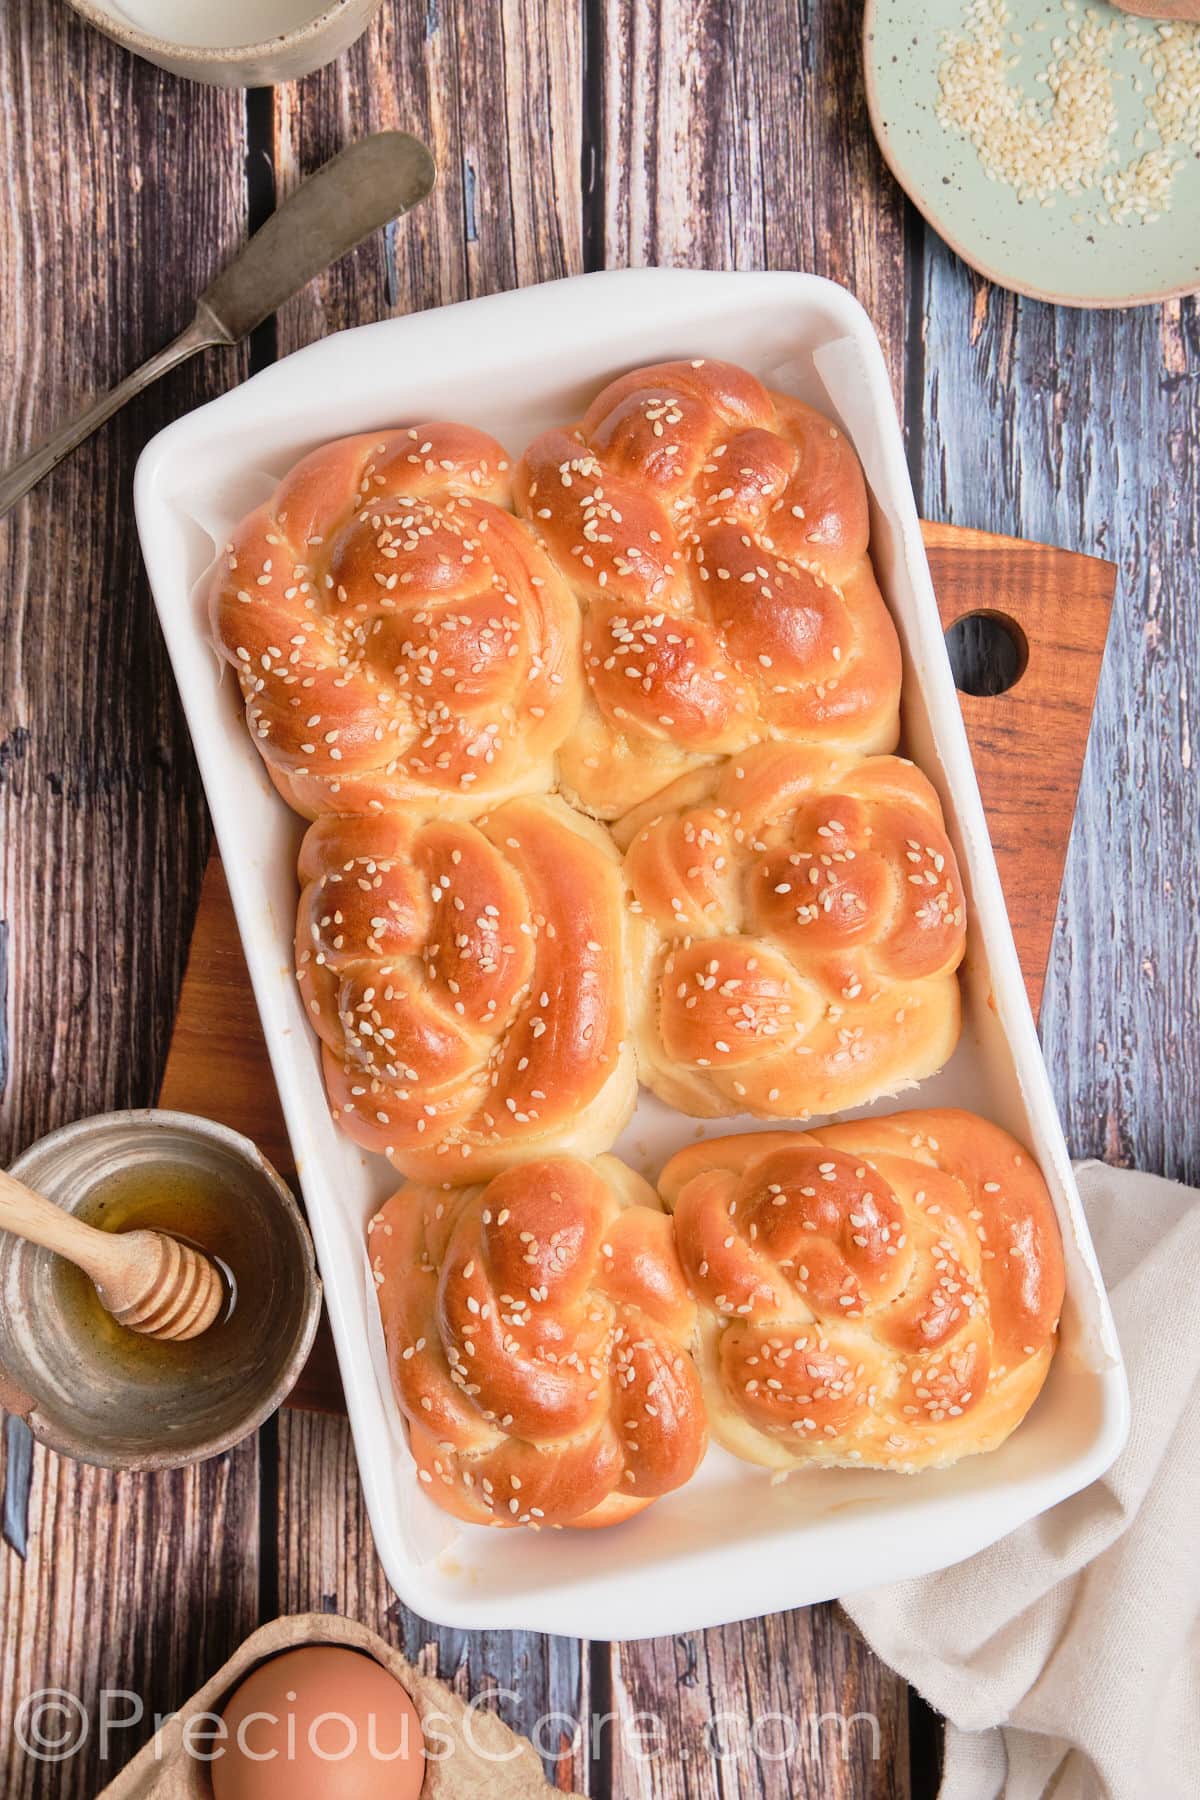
658,1110,1065,1473
209,423,581,820
295,796,637,1180
213,374,984,1325
513,358,902,818
370,1155,708,1528
615,741,965,1119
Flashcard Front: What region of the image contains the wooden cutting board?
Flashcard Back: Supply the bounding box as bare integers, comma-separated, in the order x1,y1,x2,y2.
160,520,1115,1413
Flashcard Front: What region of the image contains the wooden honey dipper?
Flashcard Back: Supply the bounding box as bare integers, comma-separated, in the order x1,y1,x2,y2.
0,1166,225,1341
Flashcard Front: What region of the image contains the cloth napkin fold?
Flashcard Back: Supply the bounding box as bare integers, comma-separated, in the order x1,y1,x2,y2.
844,1160,1200,1800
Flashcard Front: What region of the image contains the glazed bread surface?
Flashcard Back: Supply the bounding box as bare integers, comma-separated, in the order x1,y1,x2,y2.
295,795,637,1180
658,1110,1065,1472
210,424,581,819
370,1155,708,1528
514,357,902,817
616,741,965,1119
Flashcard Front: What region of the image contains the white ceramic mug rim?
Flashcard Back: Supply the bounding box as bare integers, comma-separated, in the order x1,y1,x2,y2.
66,0,360,63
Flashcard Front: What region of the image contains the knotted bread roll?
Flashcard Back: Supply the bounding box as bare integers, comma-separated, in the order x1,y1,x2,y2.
615,740,966,1119
370,1156,708,1527
295,796,636,1179
210,424,581,819
514,358,902,817
658,1110,1065,1472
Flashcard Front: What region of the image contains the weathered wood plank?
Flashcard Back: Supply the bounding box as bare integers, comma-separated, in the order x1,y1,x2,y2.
159,856,297,1179
271,0,582,350
916,266,1200,1188
0,1440,261,1799
597,2,912,1792
158,522,1115,1396
0,4,254,1796
923,521,1114,1017
0,0,244,1161
265,5,591,1788
274,1408,592,1792
606,1608,909,1799
7,4,1191,1799
599,0,908,397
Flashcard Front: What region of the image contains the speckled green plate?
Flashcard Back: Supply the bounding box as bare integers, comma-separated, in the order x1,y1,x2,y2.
864,0,1200,306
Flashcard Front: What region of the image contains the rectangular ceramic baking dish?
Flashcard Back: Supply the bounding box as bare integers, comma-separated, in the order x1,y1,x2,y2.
135,269,1128,1639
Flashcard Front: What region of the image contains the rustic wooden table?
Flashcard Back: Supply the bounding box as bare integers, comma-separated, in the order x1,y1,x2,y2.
0,2,1196,1796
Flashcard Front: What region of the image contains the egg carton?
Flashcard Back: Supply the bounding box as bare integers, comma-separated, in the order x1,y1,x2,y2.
98,1611,576,1798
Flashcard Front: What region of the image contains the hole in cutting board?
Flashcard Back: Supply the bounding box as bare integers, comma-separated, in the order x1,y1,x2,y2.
944,611,1029,697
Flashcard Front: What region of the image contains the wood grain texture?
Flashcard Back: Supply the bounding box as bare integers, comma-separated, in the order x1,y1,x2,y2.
158,523,1113,1249
923,521,1115,1015
0,0,239,1160
273,1408,592,1793
0,3,250,1796
156,519,1110,1792
598,0,908,398
271,0,582,351
914,266,1200,1186
604,1609,908,1799
159,854,295,1178
169,523,1098,1427
600,6,916,1788
262,5,592,1791
0,1438,261,1799
2,0,1192,1794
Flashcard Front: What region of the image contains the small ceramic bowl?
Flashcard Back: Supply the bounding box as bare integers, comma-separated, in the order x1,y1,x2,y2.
0,1110,321,1471
64,0,384,88
863,0,1200,308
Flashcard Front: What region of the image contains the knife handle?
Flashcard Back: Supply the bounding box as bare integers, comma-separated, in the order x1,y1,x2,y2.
0,309,224,522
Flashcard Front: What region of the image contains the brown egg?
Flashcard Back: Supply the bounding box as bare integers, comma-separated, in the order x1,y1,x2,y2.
212,1645,425,1800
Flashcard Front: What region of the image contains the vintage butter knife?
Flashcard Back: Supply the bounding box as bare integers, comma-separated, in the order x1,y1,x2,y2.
0,131,436,519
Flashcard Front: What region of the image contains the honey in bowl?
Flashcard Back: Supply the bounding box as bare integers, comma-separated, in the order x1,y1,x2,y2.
0,1110,319,1471
51,1157,264,1385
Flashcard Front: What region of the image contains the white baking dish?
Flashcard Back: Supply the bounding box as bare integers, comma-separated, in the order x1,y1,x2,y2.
135,269,1127,1639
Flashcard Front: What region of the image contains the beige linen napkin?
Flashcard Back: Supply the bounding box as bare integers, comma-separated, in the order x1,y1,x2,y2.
844,1160,1200,1800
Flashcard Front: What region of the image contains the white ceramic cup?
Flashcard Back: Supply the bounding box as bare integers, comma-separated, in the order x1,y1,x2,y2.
64,0,385,87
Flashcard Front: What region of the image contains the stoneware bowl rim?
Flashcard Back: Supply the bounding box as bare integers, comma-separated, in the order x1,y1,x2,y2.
861,0,1200,310
0,1108,322,1471
64,0,365,66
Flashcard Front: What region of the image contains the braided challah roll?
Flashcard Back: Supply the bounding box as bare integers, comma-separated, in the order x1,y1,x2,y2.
615,740,966,1120
295,796,636,1179
210,424,581,819
513,358,902,818
370,1155,708,1528
658,1111,1065,1473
